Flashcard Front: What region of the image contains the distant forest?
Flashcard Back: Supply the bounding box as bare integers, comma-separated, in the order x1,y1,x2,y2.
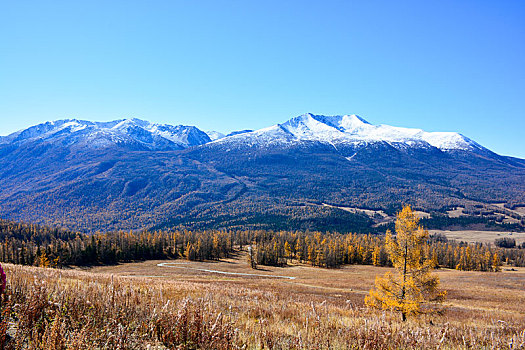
1,218,524,271
158,208,525,233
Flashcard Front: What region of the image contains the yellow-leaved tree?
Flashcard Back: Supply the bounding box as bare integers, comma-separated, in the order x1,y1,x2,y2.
365,205,446,321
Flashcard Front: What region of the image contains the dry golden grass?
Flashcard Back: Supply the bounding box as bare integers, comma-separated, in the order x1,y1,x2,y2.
430,229,525,245
1,253,524,349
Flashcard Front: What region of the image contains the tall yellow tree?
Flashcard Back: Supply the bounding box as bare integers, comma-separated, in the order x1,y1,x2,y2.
365,205,446,321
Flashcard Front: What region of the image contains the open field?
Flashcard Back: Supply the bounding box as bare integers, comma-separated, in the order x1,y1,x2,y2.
494,203,525,216
2,252,524,349
431,229,525,244
514,207,525,215
89,254,525,319
447,207,466,218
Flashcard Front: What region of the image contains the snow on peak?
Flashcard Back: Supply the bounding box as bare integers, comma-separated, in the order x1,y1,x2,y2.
1,113,485,153
205,131,225,141
215,113,483,151
2,118,211,150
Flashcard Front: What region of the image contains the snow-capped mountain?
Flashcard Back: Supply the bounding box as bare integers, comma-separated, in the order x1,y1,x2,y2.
0,118,211,150
0,113,487,152
205,131,225,141
214,113,484,152
0,113,523,232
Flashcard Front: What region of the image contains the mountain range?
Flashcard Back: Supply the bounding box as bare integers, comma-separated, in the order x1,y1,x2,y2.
0,113,524,232
0,118,211,150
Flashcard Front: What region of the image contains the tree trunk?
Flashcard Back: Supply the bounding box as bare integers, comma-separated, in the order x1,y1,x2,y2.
401,242,408,322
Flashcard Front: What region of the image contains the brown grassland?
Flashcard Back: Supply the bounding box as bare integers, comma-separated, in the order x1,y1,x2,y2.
1,250,524,349
431,229,525,245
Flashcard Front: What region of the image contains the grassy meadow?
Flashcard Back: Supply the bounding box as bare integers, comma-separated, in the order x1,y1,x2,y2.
1,250,524,349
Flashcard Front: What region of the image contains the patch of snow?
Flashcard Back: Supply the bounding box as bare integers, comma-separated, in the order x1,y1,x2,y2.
345,153,357,161
206,131,225,141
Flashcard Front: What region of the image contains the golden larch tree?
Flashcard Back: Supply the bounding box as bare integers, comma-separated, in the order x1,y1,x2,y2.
492,252,501,272
365,205,446,321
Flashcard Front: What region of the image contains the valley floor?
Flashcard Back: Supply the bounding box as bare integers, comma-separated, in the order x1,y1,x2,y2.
2,253,525,349
90,255,525,321
430,229,525,245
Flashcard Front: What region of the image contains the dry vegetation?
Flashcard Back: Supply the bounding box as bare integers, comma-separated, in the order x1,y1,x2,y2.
431,229,525,245
1,253,524,349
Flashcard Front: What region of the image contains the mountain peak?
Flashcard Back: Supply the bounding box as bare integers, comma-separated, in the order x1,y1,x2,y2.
299,113,370,125
341,114,370,125
205,131,225,141
1,118,210,150
213,113,484,152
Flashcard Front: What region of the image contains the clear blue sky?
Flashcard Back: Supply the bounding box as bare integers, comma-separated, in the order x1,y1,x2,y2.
1,1,524,157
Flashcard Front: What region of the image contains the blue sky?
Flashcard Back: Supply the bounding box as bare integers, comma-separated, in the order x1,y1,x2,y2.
1,1,524,157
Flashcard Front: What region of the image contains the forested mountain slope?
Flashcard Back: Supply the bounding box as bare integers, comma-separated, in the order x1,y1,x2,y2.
0,114,523,232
